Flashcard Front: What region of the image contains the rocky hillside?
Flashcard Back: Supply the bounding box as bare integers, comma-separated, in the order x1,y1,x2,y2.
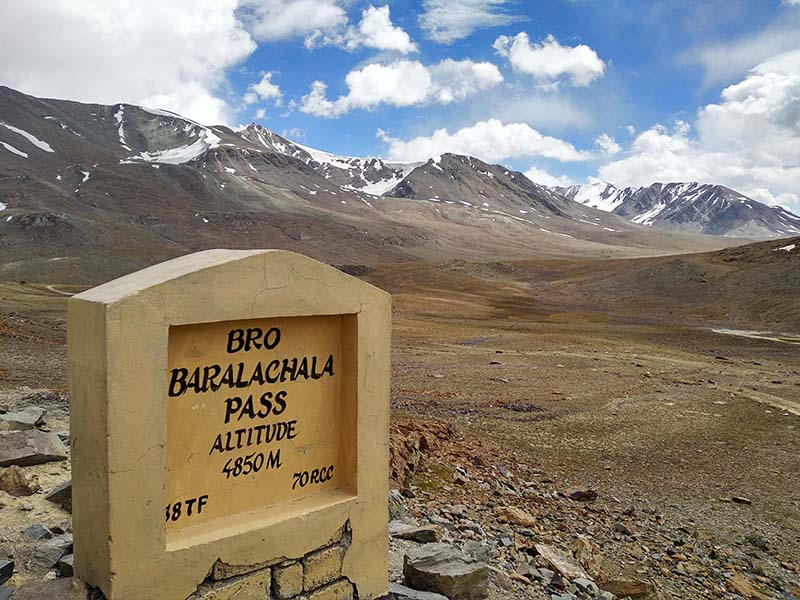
554,182,800,239
549,235,800,332
388,154,617,225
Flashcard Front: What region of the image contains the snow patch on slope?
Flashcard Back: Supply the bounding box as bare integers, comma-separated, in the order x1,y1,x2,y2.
0,142,28,158
556,182,624,212
128,127,221,165
0,122,55,153
631,202,667,226
114,105,132,150
342,162,419,196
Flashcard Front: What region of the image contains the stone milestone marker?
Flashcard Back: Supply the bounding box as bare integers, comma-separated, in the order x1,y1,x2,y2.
68,250,391,600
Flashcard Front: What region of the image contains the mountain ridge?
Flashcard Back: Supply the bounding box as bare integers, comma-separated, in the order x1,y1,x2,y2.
554,181,800,239
0,85,738,283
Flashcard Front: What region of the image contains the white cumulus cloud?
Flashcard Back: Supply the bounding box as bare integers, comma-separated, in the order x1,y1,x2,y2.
0,0,256,124
595,133,620,157
428,59,505,103
494,33,606,88
279,4,417,54
419,0,521,44
378,118,592,163
598,50,800,212
238,0,347,43
353,5,417,53
300,59,502,117
300,81,344,117
243,72,283,106
342,60,432,109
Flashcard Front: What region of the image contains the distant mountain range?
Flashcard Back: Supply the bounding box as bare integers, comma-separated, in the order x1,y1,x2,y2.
554,182,800,239
0,85,794,283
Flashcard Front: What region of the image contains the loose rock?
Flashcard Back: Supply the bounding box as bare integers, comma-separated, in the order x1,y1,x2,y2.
13,577,88,600
0,408,45,431
0,430,68,467
44,479,72,512
23,524,53,541
403,543,489,600
727,572,769,600
0,466,41,496
564,487,598,502
31,535,72,568
494,506,538,528
57,554,75,578
392,525,442,544
600,577,652,598
534,544,589,581
0,561,12,585
386,582,448,600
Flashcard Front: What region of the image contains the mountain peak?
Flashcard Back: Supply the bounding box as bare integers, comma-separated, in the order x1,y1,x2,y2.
554,181,800,238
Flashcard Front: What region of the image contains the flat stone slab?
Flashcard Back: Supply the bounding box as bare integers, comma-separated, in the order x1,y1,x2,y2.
0,430,67,467
31,535,72,568
403,543,489,600
0,408,45,431
13,578,88,600
387,582,448,600
534,544,589,581
390,524,442,543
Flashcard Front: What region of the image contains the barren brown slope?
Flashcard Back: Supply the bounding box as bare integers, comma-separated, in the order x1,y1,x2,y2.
363,235,800,334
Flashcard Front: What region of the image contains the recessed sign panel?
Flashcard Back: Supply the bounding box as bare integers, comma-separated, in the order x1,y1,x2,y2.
166,315,349,535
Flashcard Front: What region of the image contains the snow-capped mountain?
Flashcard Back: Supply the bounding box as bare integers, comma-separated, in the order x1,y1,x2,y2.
239,124,419,195
554,182,800,239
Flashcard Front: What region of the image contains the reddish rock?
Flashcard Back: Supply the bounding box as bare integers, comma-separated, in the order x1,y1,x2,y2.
0,466,40,496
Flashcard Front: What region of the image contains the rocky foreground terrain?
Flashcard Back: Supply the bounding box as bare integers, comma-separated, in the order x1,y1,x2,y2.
0,237,798,599
0,392,796,600
385,419,798,600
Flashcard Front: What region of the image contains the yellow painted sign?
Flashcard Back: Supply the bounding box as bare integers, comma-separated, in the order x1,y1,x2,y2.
166,314,348,535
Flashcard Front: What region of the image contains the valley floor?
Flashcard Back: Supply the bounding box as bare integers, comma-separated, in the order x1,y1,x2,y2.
0,255,798,598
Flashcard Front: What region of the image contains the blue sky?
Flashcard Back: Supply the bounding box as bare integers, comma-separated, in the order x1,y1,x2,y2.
2,0,800,209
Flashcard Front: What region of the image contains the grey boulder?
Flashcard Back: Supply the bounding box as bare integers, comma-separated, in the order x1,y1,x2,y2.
13,578,88,600
403,543,489,600
0,408,45,431
45,479,72,513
